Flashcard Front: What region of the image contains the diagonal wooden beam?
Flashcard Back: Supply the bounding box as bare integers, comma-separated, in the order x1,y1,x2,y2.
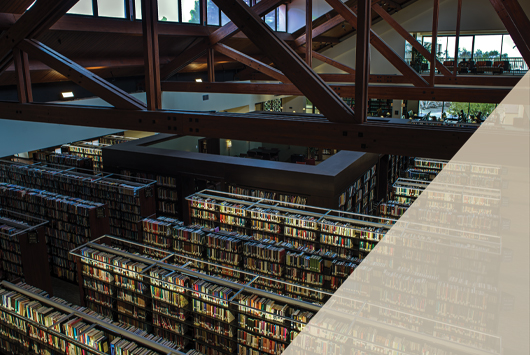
489,0,530,64
311,50,355,74
160,38,208,80
212,0,355,123
18,39,146,110
372,3,452,77
141,0,162,110
214,43,288,82
500,0,530,45
0,0,79,77
13,48,32,103
294,0,380,48
325,0,429,87
209,0,285,45
161,1,285,81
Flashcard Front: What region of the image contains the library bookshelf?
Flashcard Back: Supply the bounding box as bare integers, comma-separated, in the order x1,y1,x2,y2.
61,142,110,172
0,281,184,355
413,157,503,188
121,168,180,219
391,177,502,232
0,160,156,248
0,209,52,295
70,231,501,355
0,182,109,284
228,184,309,207
33,151,93,169
71,236,320,355
337,163,377,214
186,190,395,262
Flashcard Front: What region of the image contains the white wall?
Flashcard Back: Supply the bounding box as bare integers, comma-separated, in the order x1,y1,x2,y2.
161,90,279,112
0,90,278,157
0,95,133,158
312,0,530,75
288,0,333,33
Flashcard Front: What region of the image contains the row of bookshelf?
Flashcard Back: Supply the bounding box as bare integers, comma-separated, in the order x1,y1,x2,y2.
0,183,108,283
228,185,308,207
338,164,377,215
75,242,318,355
72,236,501,355
0,161,156,245
0,281,184,355
187,192,393,262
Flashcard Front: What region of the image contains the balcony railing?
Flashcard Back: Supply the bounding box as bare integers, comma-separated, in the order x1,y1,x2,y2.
405,56,528,75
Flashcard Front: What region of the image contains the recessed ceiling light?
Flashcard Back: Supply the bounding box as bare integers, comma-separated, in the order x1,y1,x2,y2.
61,92,74,99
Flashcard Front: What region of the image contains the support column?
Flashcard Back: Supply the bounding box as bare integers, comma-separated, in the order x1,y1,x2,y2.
141,0,162,110
306,0,313,67
355,0,371,123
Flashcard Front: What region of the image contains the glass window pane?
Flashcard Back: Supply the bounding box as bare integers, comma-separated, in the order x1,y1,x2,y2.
502,34,522,57
221,11,230,25
207,0,219,25
97,0,125,18
436,36,449,60
135,0,141,19
458,36,473,59
473,34,503,60
422,36,432,52
265,10,276,30
158,0,179,22
68,0,93,16
243,0,250,5
277,4,286,32
182,0,200,23
447,36,456,60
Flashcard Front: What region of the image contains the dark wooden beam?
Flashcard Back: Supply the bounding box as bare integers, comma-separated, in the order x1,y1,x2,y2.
454,0,462,76
294,0,379,47
314,36,340,43
500,0,530,39
372,3,452,77
356,0,371,123
214,43,288,82
13,48,32,103
207,47,215,82
160,38,209,80
212,0,355,123
209,0,285,45
306,0,313,67
0,101,477,159
0,12,295,41
18,39,146,110
325,0,429,87
141,0,162,110
237,71,522,86
489,0,530,64
0,0,80,77
312,51,355,74
161,81,511,103
430,0,440,86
